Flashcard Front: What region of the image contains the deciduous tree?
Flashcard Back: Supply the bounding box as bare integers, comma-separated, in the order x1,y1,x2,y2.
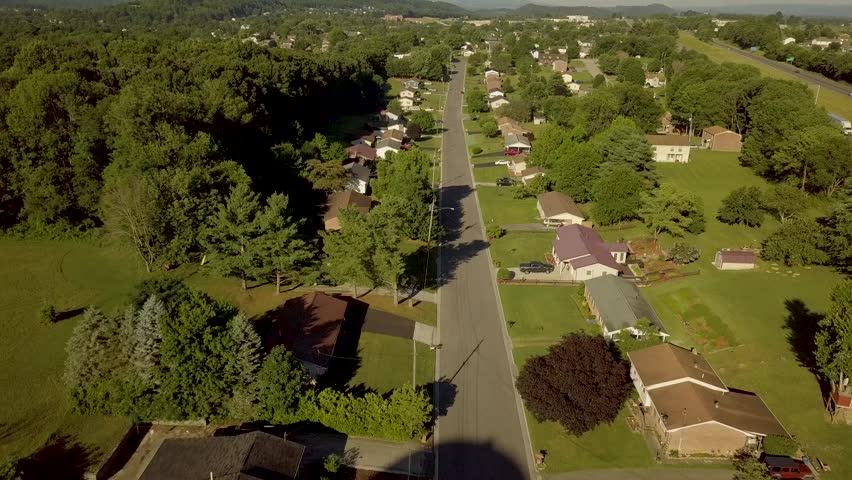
101,175,166,273
761,218,828,266
717,186,764,227
762,184,806,223
516,333,630,435
591,166,644,225
257,347,306,423
640,184,706,240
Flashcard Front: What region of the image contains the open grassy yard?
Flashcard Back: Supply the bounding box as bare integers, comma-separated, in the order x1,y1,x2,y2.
572,70,593,83
678,33,852,121
0,239,436,463
473,165,510,183
419,81,448,112
476,186,539,226
500,285,593,345
347,333,435,394
489,232,553,269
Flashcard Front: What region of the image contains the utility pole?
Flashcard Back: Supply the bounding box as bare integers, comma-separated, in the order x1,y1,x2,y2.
815,84,821,104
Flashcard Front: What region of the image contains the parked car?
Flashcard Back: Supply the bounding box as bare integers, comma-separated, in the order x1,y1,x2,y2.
400,144,411,151
494,159,510,166
519,261,554,274
496,177,514,186
761,455,815,480
503,150,520,156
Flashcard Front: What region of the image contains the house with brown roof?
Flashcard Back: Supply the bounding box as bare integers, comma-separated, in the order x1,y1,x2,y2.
484,69,500,78
702,126,742,152
552,59,568,73
323,191,372,231
346,144,377,163
628,343,787,456
646,134,691,163
536,191,584,226
268,292,348,376
382,128,405,142
714,250,756,270
520,166,545,184
551,224,627,281
140,431,304,480
505,133,531,153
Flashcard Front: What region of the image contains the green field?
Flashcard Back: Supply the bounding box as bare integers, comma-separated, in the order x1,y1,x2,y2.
678,32,852,121
0,239,436,463
476,186,538,226
500,285,593,345
473,165,510,183
572,70,593,83
347,333,434,394
489,232,553,268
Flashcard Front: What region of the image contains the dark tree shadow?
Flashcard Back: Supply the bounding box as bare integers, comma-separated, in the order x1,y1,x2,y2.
428,377,458,417
54,307,86,322
14,433,99,480
783,298,831,400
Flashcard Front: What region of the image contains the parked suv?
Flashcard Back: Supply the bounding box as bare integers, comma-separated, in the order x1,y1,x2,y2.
496,177,514,186
762,455,815,480
519,261,553,274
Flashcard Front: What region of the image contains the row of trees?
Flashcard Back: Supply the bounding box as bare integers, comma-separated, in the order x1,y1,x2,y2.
64,278,432,438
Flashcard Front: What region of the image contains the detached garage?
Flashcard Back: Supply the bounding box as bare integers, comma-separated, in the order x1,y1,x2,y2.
714,250,756,270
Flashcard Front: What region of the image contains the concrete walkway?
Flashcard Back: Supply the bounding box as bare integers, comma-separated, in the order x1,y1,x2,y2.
545,468,734,480
507,268,578,283
289,432,430,477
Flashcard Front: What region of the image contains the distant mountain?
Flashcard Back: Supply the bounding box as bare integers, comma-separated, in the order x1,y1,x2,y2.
691,3,852,19
498,3,674,18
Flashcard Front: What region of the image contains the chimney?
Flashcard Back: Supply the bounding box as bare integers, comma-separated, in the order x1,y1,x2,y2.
690,347,697,355
714,401,720,409
693,361,699,369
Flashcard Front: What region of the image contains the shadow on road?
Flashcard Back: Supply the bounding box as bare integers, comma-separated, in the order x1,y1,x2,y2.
406,441,526,480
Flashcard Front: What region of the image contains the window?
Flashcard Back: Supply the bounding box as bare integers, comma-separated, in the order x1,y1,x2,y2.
586,270,592,276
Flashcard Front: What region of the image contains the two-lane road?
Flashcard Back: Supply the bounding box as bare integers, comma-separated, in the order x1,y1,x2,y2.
435,61,535,480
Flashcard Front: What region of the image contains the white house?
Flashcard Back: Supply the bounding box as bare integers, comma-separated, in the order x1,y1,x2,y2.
645,76,661,88
530,50,540,60
533,116,546,125
646,135,691,163
344,162,370,194
504,133,531,153
399,97,415,110
484,69,500,78
386,120,407,134
490,96,510,110
536,191,584,227
811,37,833,48
568,82,581,93
462,50,475,57
783,37,797,45
561,73,574,84
551,224,627,281
507,153,528,175
375,138,401,159
399,87,417,99
488,88,504,99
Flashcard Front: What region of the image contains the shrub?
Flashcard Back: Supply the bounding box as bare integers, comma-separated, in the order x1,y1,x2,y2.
666,243,700,265
471,146,483,155
39,304,57,324
497,268,514,280
486,225,505,239
323,453,342,473
764,435,798,457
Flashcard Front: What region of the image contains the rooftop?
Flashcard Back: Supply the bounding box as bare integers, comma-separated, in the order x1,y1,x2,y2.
718,250,756,264
270,292,348,369
584,275,666,335
628,343,726,390
323,191,372,222
537,191,583,219
703,125,732,136
140,431,304,480
646,134,690,146
552,224,625,272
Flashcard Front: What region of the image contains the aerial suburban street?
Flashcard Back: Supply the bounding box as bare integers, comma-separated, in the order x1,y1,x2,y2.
709,40,852,97
435,60,535,480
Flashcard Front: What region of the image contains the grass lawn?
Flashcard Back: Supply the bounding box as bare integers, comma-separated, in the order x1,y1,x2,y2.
573,70,593,83
678,32,852,121
473,165,510,183
489,232,553,268
569,59,585,68
0,239,436,463
347,333,434,394
500,285,593,344
476,186,539,226
387,78,402,97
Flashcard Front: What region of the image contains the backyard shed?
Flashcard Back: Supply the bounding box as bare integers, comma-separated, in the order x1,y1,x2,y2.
714,250,756,270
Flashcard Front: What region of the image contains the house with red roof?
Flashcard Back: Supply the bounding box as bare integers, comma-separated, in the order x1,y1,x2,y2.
551,224,627,281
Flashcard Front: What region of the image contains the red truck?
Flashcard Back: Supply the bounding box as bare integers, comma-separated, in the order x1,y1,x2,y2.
761,455,815,480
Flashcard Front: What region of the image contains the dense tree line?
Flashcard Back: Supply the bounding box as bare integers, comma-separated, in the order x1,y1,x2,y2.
63,278,432,437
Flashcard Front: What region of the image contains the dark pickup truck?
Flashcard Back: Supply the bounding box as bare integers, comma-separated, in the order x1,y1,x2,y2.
519,261,553,274
762,455,815,480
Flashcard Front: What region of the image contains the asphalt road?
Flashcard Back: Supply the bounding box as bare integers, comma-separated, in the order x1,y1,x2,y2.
709,40,852,98
435,60,536,480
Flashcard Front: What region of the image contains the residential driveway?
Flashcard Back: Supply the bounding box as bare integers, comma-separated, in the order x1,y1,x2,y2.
507,268,577,283
362,308,436,345
473,161,499,168
436,59,536,479
473,151,509,159
545,468,734,480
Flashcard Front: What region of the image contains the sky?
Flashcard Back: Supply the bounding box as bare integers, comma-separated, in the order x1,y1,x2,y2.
523,0,852,5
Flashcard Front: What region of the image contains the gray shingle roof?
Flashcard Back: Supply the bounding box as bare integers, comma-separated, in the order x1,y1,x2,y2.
584,275,666,334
